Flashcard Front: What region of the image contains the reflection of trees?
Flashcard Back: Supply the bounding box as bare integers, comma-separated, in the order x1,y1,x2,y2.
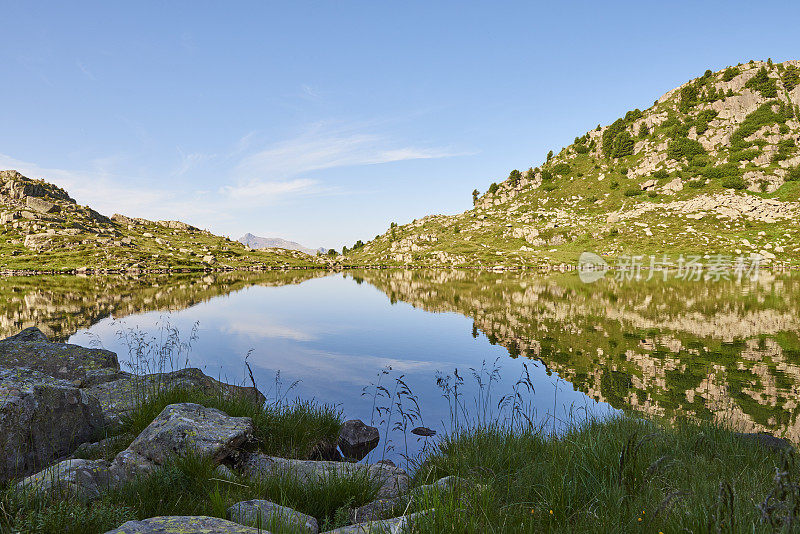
0,270,326,341
354,269,800,441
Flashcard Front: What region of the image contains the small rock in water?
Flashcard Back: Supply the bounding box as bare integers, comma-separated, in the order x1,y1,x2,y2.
411,426,436,437
339,419,380,461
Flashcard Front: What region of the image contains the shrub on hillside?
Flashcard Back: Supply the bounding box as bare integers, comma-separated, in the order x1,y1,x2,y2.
786,166,800,181
667,137,706,160
679,84,699,111
783,65,799,92
722,176,747,189
745,67,778,98
730,101,792,148
612,131,634,158
552,163,571,175
574,144,590,154
624,187,643,197
729,148,760,162
722,66,740,81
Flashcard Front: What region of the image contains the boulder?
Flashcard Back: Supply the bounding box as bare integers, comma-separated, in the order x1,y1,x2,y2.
0,327,120,382
239,452,409,500
23,233,54,251
228,500,318,533
351,476,472,522
26,196,60,214
322,510,431,534
0,367,105,482
84,367,266,428
111,403,252,478
16,458,121,501
338,419,380,461
105,516,262,533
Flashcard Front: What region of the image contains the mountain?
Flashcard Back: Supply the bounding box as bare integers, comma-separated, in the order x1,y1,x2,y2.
238,233,325,256
0,170,320,272
346,60,800,268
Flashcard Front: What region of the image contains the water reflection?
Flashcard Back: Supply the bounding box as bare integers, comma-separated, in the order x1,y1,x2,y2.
2,268,796,458
353,269,800,441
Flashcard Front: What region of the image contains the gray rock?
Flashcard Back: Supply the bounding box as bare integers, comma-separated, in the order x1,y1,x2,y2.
72,434,132,460
323,510,431,534
0,367,104,483
229,500,318,533
351,476,471,522
350,497,407,523
0,327,119,382
111,403,252,478
16,458,124,501
339,419,379,461
239,452,409,500
105,516,263,533
84,367,266,428
26,196,60,214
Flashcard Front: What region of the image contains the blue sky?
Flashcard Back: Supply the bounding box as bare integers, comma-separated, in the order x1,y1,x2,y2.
2,1,799,248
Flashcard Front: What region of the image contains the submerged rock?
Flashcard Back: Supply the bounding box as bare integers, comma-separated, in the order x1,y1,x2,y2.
338,419,379,461
0,367,104,483
105,516,262,533
112,403,253,478
228,500,318,533
239,452,410,500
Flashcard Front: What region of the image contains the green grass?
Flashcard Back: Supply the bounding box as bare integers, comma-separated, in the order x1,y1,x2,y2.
3,449,379,533
111,384,342,461
407,415,793,533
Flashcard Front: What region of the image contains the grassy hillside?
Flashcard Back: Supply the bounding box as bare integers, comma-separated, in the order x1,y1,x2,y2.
0,170,321,272
346,60,800,268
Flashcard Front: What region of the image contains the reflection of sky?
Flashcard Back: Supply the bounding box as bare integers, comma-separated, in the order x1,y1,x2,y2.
69,274,617,463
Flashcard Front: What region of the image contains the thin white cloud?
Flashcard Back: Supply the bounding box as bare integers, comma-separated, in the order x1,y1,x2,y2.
173,149,216,177
235,123,462,181
300,84,321,100
76,61,96,81
220,178,324,203
0,120,464,235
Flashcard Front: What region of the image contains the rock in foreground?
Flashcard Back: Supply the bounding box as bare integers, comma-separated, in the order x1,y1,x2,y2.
239,452,409,500
229,500,318,533
0,367,104,482
105,516,263,533
0,326,119,381
112,403,252,478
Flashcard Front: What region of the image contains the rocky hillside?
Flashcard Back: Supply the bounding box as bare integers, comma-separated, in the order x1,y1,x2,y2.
0,170,320,272
346,60,800,267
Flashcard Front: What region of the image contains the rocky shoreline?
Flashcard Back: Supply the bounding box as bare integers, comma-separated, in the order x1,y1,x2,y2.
0,328,447,533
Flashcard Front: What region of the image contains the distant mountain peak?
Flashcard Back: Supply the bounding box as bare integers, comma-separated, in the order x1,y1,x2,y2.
238,233,324,256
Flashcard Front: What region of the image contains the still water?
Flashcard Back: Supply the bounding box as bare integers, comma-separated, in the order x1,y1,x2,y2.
2,269,799,461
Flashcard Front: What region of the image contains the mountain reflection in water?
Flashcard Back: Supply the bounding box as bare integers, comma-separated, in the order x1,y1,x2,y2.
2,269,798,451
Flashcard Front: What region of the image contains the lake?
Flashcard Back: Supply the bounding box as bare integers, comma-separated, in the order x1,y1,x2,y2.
2,269,798,462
